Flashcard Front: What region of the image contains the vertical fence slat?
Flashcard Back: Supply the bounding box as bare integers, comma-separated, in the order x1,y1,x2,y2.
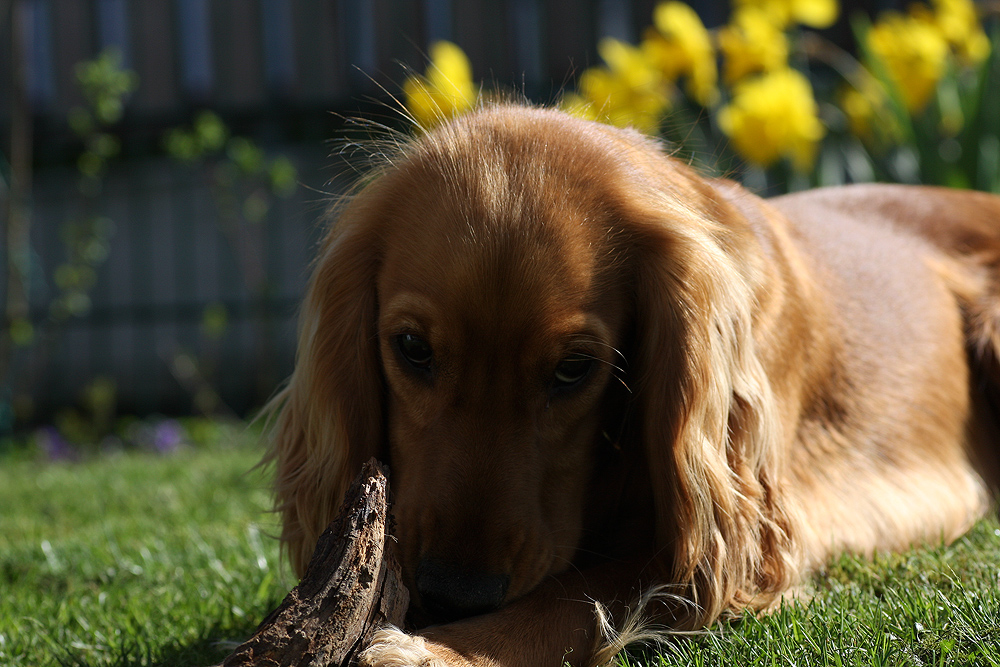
424,0,452,44
453,0,507,84
50,0,93,115
175,0,215,101
260,0,297,96
129,164,156,414
23,0,58,111
170,162,197,412
337,0,377,91
507,0,545,96
373,0,425,85
133,0,180,113
213,0,265,109
95,0,131,65
290,0,345,105
544,0,597,87
596,0,635,42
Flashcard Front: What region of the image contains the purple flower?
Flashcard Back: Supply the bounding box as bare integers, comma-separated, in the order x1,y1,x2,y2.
37,426,78,462
152,420,184,454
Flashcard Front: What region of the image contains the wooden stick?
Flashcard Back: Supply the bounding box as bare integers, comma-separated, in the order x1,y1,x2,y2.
220,458,409,667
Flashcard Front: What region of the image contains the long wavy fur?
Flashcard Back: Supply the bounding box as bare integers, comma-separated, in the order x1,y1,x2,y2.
263,103,1000,666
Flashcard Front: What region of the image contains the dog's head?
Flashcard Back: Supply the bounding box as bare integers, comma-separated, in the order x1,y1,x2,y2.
271,105,793,625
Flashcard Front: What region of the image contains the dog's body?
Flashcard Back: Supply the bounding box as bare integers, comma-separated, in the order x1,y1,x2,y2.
270,106,1000,666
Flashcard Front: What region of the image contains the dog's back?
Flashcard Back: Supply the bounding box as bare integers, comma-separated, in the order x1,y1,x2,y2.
769,184,1000,563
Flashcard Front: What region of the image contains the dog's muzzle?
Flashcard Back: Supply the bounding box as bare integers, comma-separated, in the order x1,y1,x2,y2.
415,558,510,622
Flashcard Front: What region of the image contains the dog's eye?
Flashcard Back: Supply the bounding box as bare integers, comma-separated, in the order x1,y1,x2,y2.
396,333,433,370
553,355,593,388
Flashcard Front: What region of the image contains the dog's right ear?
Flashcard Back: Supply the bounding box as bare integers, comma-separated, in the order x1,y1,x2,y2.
268,196,386,578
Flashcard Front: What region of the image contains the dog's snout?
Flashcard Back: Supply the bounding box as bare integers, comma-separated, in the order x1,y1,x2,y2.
416,558,509,622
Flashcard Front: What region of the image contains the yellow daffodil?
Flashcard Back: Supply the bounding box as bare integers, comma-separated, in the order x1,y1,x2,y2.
840,85,877,141
563,38,670,134
718,7,789,84
643,1,718,106
839,77,901,145
928,0,990,66
403,41,478,130
718,68,826,170
733,0,839,29
867,12,949,112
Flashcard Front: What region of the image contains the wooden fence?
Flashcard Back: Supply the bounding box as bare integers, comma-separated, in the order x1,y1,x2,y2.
10,146,331,420
4,0,726,126
3,0,883,425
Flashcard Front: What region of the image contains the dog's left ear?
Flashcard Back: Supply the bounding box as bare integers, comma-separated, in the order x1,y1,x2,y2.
625,169,796,625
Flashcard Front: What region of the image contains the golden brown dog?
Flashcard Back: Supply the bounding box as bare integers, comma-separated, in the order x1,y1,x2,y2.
269,105,1000,666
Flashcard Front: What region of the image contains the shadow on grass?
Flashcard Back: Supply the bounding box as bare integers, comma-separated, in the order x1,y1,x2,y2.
147,623,252,667
53,618,267,667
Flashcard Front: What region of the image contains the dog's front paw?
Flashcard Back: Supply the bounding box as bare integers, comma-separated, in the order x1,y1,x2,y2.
358,626,473,667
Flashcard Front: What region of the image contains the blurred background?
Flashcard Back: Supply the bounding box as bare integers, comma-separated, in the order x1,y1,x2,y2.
1,0,995,455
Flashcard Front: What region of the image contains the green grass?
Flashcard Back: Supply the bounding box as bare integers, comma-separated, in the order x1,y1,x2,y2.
2,438,999,667
634,518,1000,666
0,437,287,667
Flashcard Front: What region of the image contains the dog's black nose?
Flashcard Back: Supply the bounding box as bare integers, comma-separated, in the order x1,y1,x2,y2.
415,559,509,622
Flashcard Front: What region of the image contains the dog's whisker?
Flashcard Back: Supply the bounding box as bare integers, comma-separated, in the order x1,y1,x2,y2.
568,336,629,363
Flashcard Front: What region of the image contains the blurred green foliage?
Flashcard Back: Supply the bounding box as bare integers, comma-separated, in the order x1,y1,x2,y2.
2,48,299,447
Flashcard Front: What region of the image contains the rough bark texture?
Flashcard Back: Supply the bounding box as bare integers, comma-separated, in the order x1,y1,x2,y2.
220,458,409,667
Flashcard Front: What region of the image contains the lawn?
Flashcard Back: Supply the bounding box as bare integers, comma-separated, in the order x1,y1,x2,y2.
0,430,287,667
2,431,999,666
